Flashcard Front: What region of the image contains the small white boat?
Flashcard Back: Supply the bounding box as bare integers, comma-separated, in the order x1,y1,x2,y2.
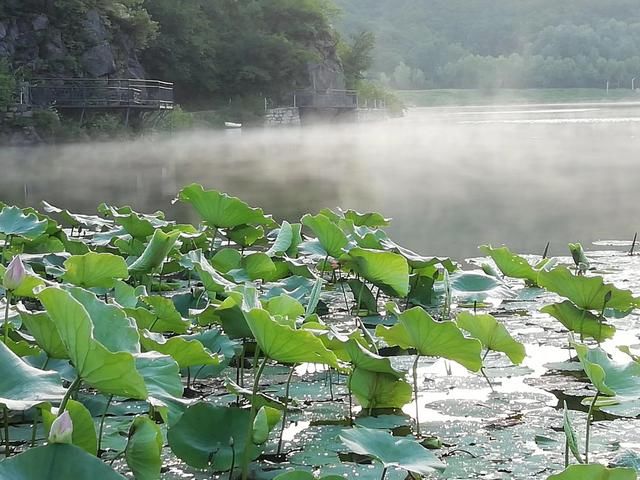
225,122,242,128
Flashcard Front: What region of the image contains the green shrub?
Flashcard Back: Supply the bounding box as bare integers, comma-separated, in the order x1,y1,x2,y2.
0,60,16,111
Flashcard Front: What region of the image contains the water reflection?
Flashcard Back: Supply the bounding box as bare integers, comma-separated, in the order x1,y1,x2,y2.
2,103,640,259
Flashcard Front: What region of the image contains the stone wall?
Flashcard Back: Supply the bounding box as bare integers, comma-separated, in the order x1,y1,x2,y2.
265,107,300,127
0,104,43,145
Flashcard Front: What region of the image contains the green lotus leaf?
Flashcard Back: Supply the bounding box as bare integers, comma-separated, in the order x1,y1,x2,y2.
286,223,303,257
177,184,270,228
129,229,181,274
68,287,140,353
574,343,640,398
349,368,412,409
541,301,615,342
135,353,186,426
244,308,339,367
266,221,293,256
264,294,305,321
547,464,636,479
0,205,48,240
382,240,456,271
136,295,191,334
0,444,126,479
114,280,146,309
209,287,259,339
41,399,98,455
563,401,582,464
301,213,349,258
42,201,113,231
109,207,170,240
347,279,378,314
181,329,241,379
227,224,265,247
211,248,242,273
479,245,539,284
140,330,221,368
168,404,263,471
343,210,390,227
274,473,345,480
224,379,287,411
569,242,590,273
344,247,410,297
240,252,276,281
446,271,512,302
456,312,526,364
305,278,323,316
3,331,42,357
0,262,47,298
538,267,637,311
339,427,445,475
62,252,129,289
186,249,235,293
407,272,437,307
345,340,404,377
252,406,282,444
0,340,66,411
36,287,148,399
376,306,482,372
125,415,163,480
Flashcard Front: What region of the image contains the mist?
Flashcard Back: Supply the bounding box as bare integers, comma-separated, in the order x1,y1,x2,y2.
2,104,639,260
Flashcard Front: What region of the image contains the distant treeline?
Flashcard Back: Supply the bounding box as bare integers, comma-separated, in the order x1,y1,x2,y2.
335,0,640,89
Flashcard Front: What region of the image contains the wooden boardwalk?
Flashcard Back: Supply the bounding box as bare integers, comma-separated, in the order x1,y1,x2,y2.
23,78,174,111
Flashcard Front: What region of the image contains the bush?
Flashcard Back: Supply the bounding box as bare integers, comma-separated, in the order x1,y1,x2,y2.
0,60,15,111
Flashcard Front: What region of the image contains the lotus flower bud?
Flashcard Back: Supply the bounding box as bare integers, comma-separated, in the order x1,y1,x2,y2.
3,256,26,291
48,411,73,444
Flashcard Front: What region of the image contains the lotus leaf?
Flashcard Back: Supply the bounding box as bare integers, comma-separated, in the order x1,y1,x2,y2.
339,427,445,475
0,340,65,411
177,184,270,228
135,353,186,426
547,464,636,479
376,307,482,372
41,399,98,455
479,245,538,284
541,301,615,342
36,287,148,399
62,252,129,288
569,242,590,273
227,224,265,247
252,406,282,444
574,343,640,398
345,340,404,377
186,249,235,293
137,295,191,333
538,267,637,311
264,294,305,321
349,368,412,409
266,221,294,256
0,444,126,479
456,312,526,364
244,308,339,367
140,330,221,368
343,209,390,227
211,248,242,272
168,403,264,471
347,279,378,314
344,247,410,298
129,229,180,273
0,205,48,240
301,213,349,258
125,415,163,480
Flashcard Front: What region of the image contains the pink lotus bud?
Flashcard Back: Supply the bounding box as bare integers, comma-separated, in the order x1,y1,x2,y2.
3,256,26,291
48,410,73,444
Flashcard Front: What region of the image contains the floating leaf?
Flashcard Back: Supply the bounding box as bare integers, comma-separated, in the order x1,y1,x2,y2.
456,312,526,364
339,427,445,475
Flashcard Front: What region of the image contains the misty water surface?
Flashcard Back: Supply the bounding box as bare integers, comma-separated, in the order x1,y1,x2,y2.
2,103,640,259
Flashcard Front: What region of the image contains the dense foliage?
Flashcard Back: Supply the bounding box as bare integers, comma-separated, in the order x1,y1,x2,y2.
335,0,640,89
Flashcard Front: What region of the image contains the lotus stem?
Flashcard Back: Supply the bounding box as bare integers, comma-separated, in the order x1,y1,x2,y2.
380,466,388,480
357,281,366,313
58,376,82,414
578,308,586,343
347,371,354,426
228,439,236,480
338,268,350,312
328,367,334,401
1,235,11,266
277,364,296,456
585,391,600,464
97,395,113,454
3,406,9,457
629,233,637,256
413,354,421,438
241,349,266,480
30,408,39,447
564,439,569,468
405,270,418,310
3,291,10,344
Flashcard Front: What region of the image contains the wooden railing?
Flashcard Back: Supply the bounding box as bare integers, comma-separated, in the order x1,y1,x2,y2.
24,78,174,110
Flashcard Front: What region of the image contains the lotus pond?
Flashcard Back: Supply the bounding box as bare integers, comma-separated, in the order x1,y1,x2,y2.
0,184,639,479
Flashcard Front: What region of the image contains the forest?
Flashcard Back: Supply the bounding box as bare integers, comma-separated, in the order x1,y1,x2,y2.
335,0,640,89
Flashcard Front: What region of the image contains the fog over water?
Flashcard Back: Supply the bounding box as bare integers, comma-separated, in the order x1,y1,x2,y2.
2,103,640,259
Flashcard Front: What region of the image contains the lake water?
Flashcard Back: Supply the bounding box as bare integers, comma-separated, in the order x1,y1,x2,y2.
2,102,640,260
